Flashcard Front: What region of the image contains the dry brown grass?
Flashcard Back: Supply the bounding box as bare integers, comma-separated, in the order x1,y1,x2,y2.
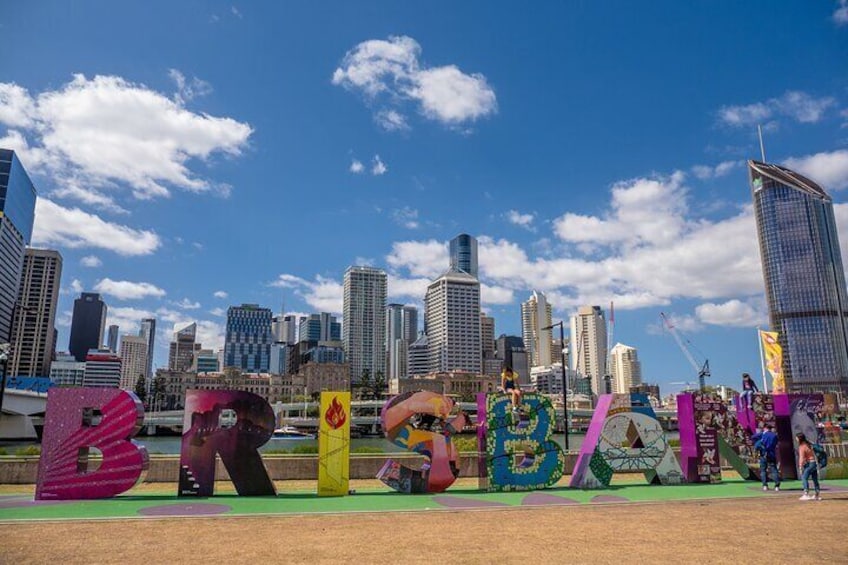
2,493,846,564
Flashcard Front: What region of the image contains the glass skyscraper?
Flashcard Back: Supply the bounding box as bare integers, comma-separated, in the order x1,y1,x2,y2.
449,233,478,278
224,304,272,372
69,293,107,362
0,149,37,343
750,160,848,394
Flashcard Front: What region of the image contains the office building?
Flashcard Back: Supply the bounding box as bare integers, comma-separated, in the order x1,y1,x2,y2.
272,314,298,343
609,342,642,394
750,160,848,394
521,291,554,368
407,333,429,378
138,318,156,381
50,353,86,387
386,303,418,381
68,293,107,362
119,334,148,390
495,334,529,383
269,343,288,375
168,322,202,372
449,233,478,278
299,312,341,343
0,149,37,343
193,349,219,373
83,349,122,388
343,266,387,384
480,312,495,358
570,305,607,396
106,325,119,352
224,304,273,372
425,269,482,374
8,248,62,377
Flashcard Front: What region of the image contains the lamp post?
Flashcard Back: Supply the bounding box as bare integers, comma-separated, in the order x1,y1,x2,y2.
542,321,569,451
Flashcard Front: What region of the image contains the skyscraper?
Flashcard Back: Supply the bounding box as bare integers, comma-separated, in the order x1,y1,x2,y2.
480,312,495,358
496,334,529,383
119,334,148,390
298,312,341,343
272,314,297,343
425,269,482,374
0,149,37,343
570,305,607,396
521,290,554,368
609,343,642,394
168,322,202,372
343,266,387,384
750,160,848,393
138,318,156,380
386,304,418,380
8,248,62,377
106,325,119,352
224,304,273,372
83,349,122,388
69,293,107,362
449,233,478,278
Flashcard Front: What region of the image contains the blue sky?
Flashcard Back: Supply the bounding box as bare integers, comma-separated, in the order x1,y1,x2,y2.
2,1,848,395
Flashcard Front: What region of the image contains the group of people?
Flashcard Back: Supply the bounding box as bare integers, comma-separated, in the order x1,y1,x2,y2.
751,423,822,500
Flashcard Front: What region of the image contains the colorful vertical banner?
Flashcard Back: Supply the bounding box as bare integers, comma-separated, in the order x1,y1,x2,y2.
318,391,351,496
760,331,785,393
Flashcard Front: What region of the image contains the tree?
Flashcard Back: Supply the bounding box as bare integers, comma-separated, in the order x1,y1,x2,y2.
356,368,373,400
372,371,387,399
134,374,147,404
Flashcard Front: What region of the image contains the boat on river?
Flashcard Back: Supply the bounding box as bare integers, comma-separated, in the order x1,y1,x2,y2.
271,426,316,440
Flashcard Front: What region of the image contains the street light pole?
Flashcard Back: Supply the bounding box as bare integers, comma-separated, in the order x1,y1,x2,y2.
543,321,569,451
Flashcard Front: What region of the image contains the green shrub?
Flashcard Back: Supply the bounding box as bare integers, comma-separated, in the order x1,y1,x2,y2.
351,446,384,454
823,458,848,480
668,438,681,448
262,448,290,455
290,444,319,455
15,445,41,456
0,447,7,455
452,436,479,453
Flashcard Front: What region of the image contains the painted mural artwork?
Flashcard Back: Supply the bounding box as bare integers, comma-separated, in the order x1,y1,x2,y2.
678,392,759,483
377,391,468,494
36,388,149,500
480,392,565,492
570,394,682,489
178,389,276,497
318,392,351,497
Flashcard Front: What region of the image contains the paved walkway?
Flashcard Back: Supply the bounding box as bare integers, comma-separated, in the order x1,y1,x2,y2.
2,478,846,522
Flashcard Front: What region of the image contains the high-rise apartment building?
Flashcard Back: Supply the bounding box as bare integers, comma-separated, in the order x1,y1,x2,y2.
272,314,298,343
69,293,107,362
139,318,156,380
192,349,219,373
8,248,62,377
407,333,430,377
570,305,607,396
106,325,119,352
119,335,148,390
224,304,273,372
480,312,495,357
83,349,122,388
168,322,202,372
343,266,387,384
521,291,554,368
386,304,418,380
425,269,482,374
299,312,341,343
449,233,478,278
0,149,37,343
50,352,86,386
496,334,529,383
750,160,848,393
609,343,642,394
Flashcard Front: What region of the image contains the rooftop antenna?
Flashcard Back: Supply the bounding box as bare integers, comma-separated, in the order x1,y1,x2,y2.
757,124,766,162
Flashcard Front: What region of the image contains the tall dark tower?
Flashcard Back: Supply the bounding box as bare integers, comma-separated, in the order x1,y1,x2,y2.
449,233,478,278
69,292,107,362
749,160,848,394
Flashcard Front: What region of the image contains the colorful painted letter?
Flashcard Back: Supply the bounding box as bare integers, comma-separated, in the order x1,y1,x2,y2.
481,392,565,492
678,391,758,483
36,388,149,500
178,389,276,497
570,393,682,489
318,391,351,496
377,391,468,494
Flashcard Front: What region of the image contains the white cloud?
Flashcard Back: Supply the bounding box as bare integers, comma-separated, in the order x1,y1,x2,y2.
80,255,102,268
106,306,155,336
231,5,243,19
372,154,387,175
171,320,224,350
834,0,848,25
480,283,514,305
94,278,167,300
213,290,228,299
691,160,742,180
270,274,343,314
718,91,835,127
209,307,226,317
784,149,848,190
506,210,536,231
32,198,161,256
168,69,212,106
349,159,364,174
332,36,497,130
386,239,448,279
70,279,84,294
0,74,253,205
387,274,430,301
174,298,201,310
695,299,767,328
391,206,419,229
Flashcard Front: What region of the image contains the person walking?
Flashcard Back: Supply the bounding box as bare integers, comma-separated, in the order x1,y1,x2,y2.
751,423,781,491
796,432,821,501
740,373,758,411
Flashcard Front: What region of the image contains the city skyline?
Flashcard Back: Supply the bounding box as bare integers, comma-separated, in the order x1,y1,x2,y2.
2,3,848,393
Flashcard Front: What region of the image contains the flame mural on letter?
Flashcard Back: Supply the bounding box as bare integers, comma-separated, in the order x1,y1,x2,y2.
325,396,347,430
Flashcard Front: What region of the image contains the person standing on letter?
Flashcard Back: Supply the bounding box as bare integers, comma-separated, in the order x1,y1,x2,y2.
740,373,758,411
501,366,522,413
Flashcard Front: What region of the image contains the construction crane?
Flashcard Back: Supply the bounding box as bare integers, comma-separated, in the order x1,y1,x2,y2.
660,312,710,391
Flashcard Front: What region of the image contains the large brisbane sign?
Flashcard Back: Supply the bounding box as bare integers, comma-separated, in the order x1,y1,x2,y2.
34,388,822,500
